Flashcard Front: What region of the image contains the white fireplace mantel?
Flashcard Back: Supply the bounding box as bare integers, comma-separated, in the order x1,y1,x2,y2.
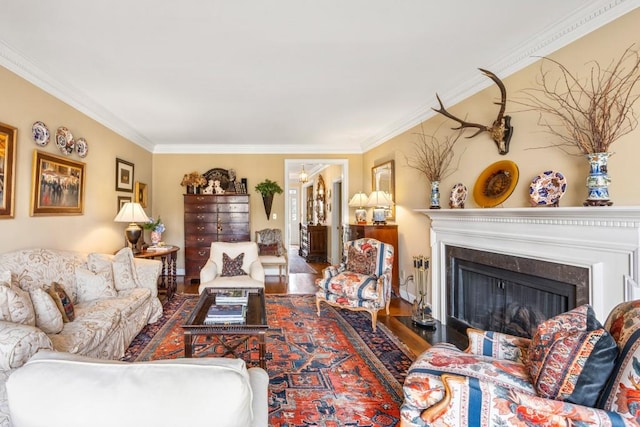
416,206,640,323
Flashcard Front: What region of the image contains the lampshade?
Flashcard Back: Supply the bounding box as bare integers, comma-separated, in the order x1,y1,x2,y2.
366,191,393,225
114,202,150,253
299,164,308,183
348,192,369,224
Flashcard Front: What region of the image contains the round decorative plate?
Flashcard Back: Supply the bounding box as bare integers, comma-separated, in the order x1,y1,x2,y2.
55,126,75,155
32,121,50,146
473,160,519,208
449,183,468,208
75,137,88,158
529,170,567,206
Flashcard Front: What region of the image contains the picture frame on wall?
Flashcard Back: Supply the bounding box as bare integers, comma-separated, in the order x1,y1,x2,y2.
135,181,148,208
31,150,85,216
0,122,17,219
115,158,134,192
117,195,132,214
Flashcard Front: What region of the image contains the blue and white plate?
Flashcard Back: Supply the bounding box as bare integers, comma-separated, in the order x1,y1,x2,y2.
55,126,75,155
529,170,567,206
32,121,50,146
75,137,88,158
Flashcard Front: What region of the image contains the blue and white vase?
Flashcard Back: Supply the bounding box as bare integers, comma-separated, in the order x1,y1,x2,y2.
584,152,613,206
430,180,441,209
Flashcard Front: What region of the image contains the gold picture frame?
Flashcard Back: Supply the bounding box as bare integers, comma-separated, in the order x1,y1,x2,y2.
0,122,17,219
31,150,85,216
371,160,395,221
135,181,148,208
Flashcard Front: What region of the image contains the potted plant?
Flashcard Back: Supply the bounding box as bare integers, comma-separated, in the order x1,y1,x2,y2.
143,217,165,245
255,179,283,219
180,171,206,194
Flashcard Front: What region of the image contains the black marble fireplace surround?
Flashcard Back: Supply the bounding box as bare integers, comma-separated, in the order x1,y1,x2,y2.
445,246,590,338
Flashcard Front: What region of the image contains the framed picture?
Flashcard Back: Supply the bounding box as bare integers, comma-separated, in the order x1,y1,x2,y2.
0,122,17,219
117,195,132,214
31,150,85,216
135,181,148,208
115,158,134,192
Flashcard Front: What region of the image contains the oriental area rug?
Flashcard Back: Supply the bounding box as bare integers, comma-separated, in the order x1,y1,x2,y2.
123,294,416,426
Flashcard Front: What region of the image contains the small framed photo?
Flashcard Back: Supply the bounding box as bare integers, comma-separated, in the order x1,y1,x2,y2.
135,181,148,207
115,158,134,192
31,150,85,216
117,195,132,214
0,122,17,219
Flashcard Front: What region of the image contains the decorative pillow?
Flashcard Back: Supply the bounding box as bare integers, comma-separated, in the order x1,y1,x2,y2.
112,247,140,291
221,253,247,277
526,304,618,406
0,270,11,286
87,252,115,285
258,243,280,257
75,267,117,303
346,245,377,276
28,287,63,334
47,282,75,323
0,321,53,370
0,284,36,326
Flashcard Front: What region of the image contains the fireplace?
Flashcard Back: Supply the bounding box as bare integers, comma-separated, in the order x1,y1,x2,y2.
446,246,589,338
417,207,640,324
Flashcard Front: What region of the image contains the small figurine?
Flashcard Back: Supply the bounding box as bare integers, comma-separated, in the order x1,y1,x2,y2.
202,179,215,194
213,179,225,194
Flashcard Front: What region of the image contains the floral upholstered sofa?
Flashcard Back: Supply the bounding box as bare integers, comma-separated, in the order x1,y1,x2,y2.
0,247,163,427
401,300,640,426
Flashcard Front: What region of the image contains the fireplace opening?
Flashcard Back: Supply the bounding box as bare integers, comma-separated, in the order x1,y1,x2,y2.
446,246,589,339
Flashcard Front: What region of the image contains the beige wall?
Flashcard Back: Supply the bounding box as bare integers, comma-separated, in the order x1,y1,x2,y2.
363,8,640,299
0,66,153,254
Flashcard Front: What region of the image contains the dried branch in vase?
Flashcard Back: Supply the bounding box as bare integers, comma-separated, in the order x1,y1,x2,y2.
517,45,640,155
405,123,463,183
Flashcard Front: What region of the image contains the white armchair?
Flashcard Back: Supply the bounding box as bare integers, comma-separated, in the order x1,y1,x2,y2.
198,241,265,294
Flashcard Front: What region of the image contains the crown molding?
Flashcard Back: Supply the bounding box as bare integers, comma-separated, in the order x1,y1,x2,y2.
152,142,362,154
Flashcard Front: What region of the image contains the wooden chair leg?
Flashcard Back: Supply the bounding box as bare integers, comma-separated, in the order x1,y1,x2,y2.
316,297,321,316
371,310,378,332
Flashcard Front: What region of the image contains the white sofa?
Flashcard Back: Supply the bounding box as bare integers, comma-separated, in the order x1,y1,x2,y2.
0,248,163,427
198,241,265,294
7,350,269,427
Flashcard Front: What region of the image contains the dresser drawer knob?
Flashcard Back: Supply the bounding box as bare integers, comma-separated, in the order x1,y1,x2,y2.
198,251,207,256
197,237,205,242
197,226,204,231
197,215,205,220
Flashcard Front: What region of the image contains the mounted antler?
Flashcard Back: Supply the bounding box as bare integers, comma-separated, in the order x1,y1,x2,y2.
433,68,514,155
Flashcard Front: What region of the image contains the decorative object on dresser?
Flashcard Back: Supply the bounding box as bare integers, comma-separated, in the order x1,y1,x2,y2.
348,192,369,224
366,191,393,224
254,178,283,220
183,194,250,285
180,171,206,194
345,224,399,296
371,160,395,220
31,150,86,216
0,122,17,219
114,202,150,253
299,223,328,262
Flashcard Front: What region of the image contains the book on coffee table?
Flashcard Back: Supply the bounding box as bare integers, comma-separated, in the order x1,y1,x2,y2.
214,289,249,305
205,304,246,320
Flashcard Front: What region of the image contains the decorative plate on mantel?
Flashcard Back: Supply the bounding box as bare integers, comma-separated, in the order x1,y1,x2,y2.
473,160,519,208
529,170,567,207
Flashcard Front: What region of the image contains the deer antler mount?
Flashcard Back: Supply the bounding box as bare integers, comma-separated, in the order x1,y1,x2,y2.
433,68,514,155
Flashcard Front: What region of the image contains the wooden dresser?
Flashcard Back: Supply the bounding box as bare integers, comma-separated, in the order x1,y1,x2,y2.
183,194,250,284
345,224,399,296
299,223,328,262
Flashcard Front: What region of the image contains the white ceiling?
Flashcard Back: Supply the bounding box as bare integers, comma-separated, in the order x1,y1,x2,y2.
0,1,636,154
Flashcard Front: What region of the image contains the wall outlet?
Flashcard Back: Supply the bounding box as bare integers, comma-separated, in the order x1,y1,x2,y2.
272,213,277,220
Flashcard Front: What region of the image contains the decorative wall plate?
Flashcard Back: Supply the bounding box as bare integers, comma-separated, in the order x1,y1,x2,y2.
473,160,519,208
32,121,50,146
449,183,468,208
55,126,75,155
75,137,88,158
529,170,567,206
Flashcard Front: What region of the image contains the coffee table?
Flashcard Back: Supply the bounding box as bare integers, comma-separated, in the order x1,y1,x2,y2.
182,287,268,368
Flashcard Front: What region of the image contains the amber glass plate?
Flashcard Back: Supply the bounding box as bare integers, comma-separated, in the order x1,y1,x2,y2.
473,160,519,207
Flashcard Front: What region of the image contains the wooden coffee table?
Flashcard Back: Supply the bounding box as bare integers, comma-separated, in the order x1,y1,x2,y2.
182,287,268,368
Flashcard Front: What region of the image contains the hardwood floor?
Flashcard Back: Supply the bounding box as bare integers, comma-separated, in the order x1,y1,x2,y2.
177,248,431,356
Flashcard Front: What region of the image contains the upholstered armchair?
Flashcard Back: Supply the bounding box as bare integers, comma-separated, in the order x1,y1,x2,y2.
401,299,640,426
198,241,265,294
315,238,394,332
255,229,288,281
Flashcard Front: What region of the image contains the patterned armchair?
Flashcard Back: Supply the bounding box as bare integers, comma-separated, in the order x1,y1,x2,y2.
315,238,394,332
401,299,640,426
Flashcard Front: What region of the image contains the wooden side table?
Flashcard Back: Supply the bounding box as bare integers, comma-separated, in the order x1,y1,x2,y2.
135,245,180,299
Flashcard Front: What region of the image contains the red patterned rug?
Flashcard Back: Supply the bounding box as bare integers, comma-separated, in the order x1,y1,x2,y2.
124,293,416,426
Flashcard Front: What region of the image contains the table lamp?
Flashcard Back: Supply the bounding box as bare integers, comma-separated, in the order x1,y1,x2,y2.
348,192,369,224
114,202,150,253
366,191,393,225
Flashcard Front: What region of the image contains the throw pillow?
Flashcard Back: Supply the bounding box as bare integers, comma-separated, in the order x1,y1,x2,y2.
75,267,117,303
346,245,378,276
47,282,75,323
0,270,11,286
258,243,280,257
28,287,64,334
87,252,115,285
526,304,618,407
0,321,53,370
221,253,247,277
112,247,140,291
0,284,36,326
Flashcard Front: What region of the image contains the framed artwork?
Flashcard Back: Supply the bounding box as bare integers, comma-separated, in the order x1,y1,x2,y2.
31,150,85,216
115,158,134,192
117,195,132,214
135,181,148,207
0,122,17,219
